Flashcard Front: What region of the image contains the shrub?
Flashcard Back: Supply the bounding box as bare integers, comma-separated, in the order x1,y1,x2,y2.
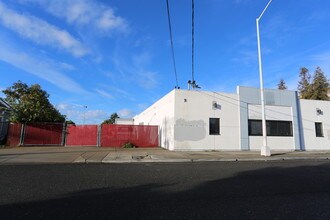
122,142,136,148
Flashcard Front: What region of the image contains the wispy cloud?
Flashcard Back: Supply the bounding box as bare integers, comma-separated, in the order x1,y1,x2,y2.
310,51,330,76
95,89,114,99
0,41,87,94
137,71,158,89
231,49,257,66
0,1,89,57
111,46,159,90
96,84,134,101
306,11,330,22
23,0,129,34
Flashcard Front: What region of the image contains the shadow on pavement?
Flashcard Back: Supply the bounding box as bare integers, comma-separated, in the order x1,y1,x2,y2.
1,162,330,219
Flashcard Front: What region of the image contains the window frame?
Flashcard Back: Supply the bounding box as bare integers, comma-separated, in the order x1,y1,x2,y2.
248,119,293,137
209,118,220,135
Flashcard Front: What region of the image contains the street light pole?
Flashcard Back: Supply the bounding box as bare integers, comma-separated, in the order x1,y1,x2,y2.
256,0,272,156
83,105,87,125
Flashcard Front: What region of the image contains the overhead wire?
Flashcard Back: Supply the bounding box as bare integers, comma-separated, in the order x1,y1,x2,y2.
166,0,179,88
191,0,195,82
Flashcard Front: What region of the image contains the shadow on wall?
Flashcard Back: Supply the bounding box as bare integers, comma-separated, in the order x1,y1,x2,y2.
160,117,175,150
1,162,330,219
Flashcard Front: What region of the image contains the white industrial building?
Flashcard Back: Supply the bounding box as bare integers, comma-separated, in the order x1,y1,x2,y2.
133,86,330,151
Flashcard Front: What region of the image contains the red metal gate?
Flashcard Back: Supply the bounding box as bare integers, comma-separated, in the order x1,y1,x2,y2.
101,124,158,148
65,125,98,146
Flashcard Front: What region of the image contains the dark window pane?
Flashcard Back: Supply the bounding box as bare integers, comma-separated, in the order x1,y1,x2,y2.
267,120,293,136
315,122,323,137
248,120,262,136
209,118,220,135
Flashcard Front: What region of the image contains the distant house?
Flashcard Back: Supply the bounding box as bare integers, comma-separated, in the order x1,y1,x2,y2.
0,98,11,143
0,98,11,122
115,118,134,125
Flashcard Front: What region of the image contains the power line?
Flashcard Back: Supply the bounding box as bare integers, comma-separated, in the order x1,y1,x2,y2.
191,0,195,82
166,0,179,88
188,0,200,90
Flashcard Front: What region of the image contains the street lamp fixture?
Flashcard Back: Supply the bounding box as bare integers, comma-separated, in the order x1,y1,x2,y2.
256,0,272,156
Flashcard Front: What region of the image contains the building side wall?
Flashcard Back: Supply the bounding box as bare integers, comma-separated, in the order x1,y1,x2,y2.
238,86,301,151
173,90,240,151
115,118,134,125
133,90,175,150
300,99,330,150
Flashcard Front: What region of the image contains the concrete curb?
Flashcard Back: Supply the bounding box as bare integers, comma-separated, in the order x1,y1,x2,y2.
99,156,330,164
73,156,86,163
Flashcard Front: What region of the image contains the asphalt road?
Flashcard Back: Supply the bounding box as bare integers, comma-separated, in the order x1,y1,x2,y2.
1,161,330,219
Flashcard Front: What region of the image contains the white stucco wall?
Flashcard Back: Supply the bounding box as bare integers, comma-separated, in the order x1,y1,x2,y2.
299,99,330,150
173,90,240,151
133,90,175,150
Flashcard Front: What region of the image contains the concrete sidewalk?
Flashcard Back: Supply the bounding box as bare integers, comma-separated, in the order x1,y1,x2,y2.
0,146,330,164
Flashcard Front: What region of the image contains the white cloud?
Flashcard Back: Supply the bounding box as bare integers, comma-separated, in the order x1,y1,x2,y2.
0,42,87,94
84,110,107,121
23,0,128,34
97,9,127,31
56,103,107,124
0,2,89,57
118,108,134,118
95,89,114,99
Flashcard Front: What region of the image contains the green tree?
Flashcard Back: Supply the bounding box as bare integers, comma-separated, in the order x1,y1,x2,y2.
66,120,75,125
102,113,120,124
297,67,312,99
310,67,329,100
2,81,65,123
277,79,287,90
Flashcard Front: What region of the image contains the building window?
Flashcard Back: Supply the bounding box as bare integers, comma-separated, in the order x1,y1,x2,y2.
209,118,220,135
248,120,293,136
267,120,293,136
248,120,262,136
315,122,324,137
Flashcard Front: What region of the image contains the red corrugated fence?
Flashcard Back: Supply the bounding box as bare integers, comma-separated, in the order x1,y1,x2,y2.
101,124,158,147
66,125,98,146
23,123,64,145
4,123,158,147
6,123,22,146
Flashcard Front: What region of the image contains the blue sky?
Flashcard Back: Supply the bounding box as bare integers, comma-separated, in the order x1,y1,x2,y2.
1,0,329,124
